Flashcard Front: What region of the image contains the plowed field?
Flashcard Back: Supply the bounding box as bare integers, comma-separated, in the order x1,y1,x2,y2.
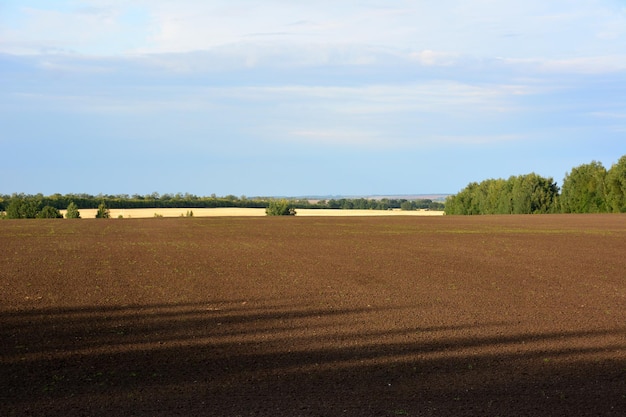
1,215,625,416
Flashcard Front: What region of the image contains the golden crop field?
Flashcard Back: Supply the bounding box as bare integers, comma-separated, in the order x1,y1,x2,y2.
63,207,445,218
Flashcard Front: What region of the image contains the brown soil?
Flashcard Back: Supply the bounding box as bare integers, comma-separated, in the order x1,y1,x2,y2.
1,215,625,416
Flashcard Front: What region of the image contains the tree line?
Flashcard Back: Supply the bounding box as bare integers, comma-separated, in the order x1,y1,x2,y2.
444,155,626,215
0,192,444,219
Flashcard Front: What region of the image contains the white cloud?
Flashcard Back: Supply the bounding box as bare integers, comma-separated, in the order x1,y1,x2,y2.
429,134,524,146
226,82,536,148
289,129,385,147
5,65,540,149
410,50,459,67
3,0,624,63
590,111,626,133
591,111,626,120
2,1,623,155
0,2,150,55
504,54,626,74
540,55,626,74
130,2,466,56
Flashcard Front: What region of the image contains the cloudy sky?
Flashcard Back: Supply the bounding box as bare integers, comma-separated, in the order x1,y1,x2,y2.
1,1,625,197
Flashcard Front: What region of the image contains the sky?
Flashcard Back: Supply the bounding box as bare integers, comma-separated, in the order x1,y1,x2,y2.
1,1,625,197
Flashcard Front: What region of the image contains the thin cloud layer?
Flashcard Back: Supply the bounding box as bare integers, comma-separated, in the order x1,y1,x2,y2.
3,1,625,61
1,1,625,195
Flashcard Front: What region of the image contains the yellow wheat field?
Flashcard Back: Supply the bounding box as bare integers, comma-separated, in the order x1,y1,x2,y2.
62,207,444,218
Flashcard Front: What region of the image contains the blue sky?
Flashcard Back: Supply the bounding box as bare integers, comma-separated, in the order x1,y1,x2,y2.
1,1,625,197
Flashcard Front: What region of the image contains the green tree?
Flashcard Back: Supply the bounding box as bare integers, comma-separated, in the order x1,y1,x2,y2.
65,201,81,219
6,200,22,218
428,201,445,211
606,155,626,213
445,174,558,215
5,199,24,219
510,173,559,214
95,201,111,218
560,161,608,213
266,199,296,216
37,206,63,218
476,178,510,214
6,197,41,218
444,182,481,215
400,201,415,211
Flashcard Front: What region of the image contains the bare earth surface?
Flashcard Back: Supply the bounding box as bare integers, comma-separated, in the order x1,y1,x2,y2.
1,215,625,416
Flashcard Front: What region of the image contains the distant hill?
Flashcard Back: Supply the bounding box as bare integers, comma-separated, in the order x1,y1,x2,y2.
294,194,450,202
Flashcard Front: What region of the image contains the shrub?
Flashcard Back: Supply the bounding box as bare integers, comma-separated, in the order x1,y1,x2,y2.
266,199,296,216
95,201,110,218
37,206,63,218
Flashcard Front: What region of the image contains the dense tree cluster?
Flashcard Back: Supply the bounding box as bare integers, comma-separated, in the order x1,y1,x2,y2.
445,155,626,215
1,197,63,219
444,174,559,215
320,198,444,211
0,193,445,219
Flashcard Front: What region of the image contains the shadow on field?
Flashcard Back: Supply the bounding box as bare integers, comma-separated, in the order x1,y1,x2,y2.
1,301,625,417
